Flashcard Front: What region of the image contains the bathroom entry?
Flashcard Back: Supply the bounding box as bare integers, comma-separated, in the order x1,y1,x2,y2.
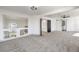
47,20,51,32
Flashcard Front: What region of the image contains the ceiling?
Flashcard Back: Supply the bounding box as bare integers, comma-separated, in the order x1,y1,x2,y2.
0,6,76,15
46,7,79,18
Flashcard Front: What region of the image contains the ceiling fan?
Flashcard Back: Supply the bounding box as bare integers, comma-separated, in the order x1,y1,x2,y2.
61,15,70,18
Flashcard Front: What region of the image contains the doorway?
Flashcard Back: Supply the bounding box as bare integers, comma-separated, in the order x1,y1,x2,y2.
47,20,51,32
62,20,67,31
40,18,51,36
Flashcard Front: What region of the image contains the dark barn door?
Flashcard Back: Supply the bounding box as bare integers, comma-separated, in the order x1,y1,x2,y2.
47,20,51,32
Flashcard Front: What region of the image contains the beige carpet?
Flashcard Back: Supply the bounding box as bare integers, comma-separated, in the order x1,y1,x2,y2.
0,31,79,52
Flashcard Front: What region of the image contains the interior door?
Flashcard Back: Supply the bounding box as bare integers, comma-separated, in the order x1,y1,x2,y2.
47,20,51,32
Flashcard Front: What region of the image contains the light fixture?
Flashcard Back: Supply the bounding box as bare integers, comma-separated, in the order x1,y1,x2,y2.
30,6,38,10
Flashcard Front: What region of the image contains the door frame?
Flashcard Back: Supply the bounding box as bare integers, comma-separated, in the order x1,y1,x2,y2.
47,20,51,32
40,18,52,36
40,18,42,36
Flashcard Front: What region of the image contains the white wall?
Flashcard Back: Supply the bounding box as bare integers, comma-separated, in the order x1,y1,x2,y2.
0,14,4,40
67,16,79,31
28,15,40,35
51,18,62,31
55,20,62,31
51,18,56,31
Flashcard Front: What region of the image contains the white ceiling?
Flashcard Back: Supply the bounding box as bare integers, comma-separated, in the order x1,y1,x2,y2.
45,7,79,18
0,6,76,15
